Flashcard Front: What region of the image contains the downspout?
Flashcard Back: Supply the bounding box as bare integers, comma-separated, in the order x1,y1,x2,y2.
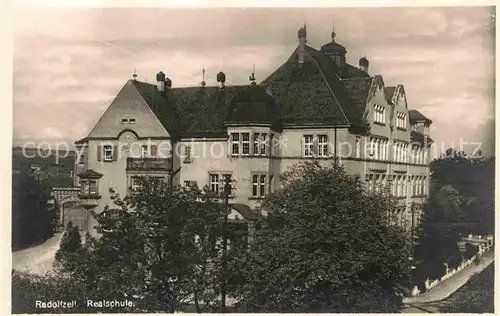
334,126,337,163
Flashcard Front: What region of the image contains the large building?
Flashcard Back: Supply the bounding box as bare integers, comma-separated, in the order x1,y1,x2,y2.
53,25,433,234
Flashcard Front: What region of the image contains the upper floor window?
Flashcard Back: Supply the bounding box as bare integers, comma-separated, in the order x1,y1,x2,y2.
241,133,250,155
182,145,191,163
103,145,114,161
121,118,136,124
373,104,386,124
317,135,329,157
253,133,268,156
140,144,158,158
89,180,98,194
231,133,240,156
396,112,407,129
303,135,314,157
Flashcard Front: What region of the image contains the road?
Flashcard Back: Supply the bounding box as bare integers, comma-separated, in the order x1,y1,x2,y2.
12,233,63,275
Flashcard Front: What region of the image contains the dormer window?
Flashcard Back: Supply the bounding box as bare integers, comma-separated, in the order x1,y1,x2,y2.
373,104,385,125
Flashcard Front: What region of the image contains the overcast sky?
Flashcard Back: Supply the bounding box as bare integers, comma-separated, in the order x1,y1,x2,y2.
12,6,496,156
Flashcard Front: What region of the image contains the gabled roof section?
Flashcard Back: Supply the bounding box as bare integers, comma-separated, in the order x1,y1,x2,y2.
87,80,170,139
341,77,373,123
409,110,433,124
132,81,248,137
260,45,368,126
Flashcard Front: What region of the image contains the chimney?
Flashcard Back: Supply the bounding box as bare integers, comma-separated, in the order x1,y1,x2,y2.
359,56,369,72
217,71,226,89
297,24,307,65
165,78,172,89
156,71,166,91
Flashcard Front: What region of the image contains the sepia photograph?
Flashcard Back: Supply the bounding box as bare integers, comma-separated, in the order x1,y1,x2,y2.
10,4,495,314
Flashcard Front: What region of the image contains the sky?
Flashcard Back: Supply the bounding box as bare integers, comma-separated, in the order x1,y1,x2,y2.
12,6,496,156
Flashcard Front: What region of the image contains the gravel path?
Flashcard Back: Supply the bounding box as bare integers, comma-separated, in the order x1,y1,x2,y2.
12,233,63,275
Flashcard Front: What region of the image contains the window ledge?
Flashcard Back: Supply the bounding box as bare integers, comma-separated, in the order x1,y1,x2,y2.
397,127,408,131
248,197,265,200
78,193,101,199
374,122,386,126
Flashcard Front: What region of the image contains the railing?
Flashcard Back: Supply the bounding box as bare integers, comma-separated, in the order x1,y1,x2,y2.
126,157,172,171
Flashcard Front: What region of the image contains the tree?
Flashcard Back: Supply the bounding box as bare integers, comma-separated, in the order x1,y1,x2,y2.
232,162,411,313
12,159,54,250
55,221,82,265
55,178,231,313
411,151,495,290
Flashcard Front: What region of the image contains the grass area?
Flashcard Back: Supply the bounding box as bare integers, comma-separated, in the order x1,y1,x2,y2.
440,263,494,313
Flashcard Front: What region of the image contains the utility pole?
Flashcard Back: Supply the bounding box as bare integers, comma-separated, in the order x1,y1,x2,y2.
221,174,231,313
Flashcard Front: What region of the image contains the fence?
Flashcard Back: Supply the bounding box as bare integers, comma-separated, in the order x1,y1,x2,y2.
410,235,494,297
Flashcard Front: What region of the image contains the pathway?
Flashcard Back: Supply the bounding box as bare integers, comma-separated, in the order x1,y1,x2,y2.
12,233,63,275
401,250,494,313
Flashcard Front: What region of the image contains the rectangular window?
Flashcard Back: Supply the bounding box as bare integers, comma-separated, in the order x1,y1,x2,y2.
260,175,266,197
129,118,136,124
209,174,219,193
231,133,240,156
252,175,259,197
253,133,260,155
369,138,376,158
242,133,250,155
252,174,267,198
184,145,191,162
103,145,113,161
269,133,275,156
269,175,274,194
89,180,97,194
374,105,385,124
131,177,141,191
318,135,328,157
304,135,314,157
141,145,149,158
121,118,128,124
260,134,267,155
355,136,361,158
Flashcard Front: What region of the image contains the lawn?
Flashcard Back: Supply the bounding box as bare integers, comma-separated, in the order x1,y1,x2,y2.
440,263,494,313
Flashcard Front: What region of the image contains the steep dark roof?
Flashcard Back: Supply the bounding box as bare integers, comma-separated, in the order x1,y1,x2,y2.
131,45,373,135
261,45,369,126
409,110,433,124
133,81,247,137
78,169,103,179
320,41,347,55
227,84,283,124
384,86,396,103
342,78,373,123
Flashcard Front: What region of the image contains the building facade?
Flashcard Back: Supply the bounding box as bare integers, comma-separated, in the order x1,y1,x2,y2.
57,26,433,234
